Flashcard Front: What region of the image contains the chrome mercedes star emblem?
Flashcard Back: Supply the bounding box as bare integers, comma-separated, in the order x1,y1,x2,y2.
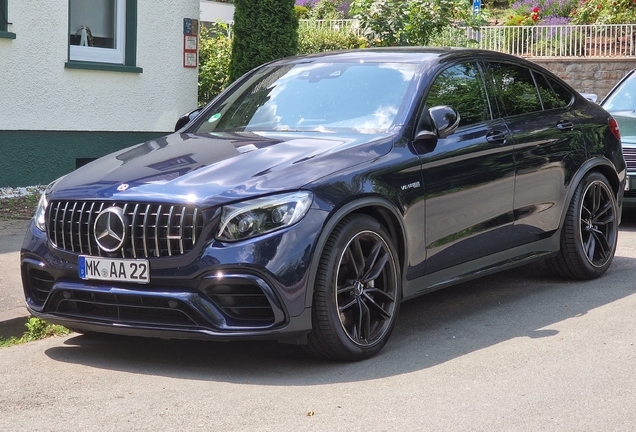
93,207,127,252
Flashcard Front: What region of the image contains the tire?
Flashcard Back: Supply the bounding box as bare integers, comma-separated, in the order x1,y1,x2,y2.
305,214,401,361
547,172,618,280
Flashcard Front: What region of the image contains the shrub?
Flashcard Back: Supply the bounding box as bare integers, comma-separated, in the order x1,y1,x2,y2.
350,0,472,47
298,22,366,54
504,10,540,25
570,0,636,24
296,5,310,18
198,23,232,105
229,0,298,82
296,0,352,17
510,0,577,19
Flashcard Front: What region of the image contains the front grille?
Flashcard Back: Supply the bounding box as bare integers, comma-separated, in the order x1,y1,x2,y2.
47,201,204,258
623,147,636,172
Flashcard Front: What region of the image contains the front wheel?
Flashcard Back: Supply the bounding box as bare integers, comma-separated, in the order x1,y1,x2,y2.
547,172,618,279
305,214,401,361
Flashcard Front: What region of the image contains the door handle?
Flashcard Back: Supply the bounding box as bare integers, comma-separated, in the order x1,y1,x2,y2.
486,130,507,145
557,120,574,131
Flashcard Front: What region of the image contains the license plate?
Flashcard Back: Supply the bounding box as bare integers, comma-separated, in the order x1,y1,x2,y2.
79,256,150,284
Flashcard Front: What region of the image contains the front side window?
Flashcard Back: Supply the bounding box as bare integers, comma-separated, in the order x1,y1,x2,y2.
69,0,125,64
425,63,491,128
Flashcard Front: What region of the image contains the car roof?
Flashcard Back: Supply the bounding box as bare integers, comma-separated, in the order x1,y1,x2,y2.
271,47,529,66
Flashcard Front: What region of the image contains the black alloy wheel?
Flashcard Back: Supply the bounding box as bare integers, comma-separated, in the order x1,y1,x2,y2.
306,214,401,361
547,172,618,279
579,177,617,267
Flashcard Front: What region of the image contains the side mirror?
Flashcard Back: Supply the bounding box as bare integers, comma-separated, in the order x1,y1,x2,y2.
174,108,203,132
412,106,460,155
428,105,460,138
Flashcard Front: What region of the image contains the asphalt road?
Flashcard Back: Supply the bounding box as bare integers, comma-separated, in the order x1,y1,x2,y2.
1,213,636,431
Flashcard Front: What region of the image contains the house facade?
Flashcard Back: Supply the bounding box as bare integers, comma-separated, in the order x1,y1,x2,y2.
200,0,235,24
1,0,200,187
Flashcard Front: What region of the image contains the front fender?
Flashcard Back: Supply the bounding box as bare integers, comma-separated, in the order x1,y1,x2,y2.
303,196,407,309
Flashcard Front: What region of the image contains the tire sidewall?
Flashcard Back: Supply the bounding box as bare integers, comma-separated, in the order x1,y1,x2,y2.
570,172,618,277
316,215,401,359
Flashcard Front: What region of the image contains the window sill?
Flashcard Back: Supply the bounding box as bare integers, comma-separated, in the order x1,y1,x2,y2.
0,31,16,40
65,61,143,73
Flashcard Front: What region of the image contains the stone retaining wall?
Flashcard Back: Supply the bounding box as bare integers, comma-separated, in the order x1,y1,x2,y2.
533,58,636,100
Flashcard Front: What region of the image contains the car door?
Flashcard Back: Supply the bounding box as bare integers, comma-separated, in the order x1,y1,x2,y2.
484,62,585,247
418,62,516,275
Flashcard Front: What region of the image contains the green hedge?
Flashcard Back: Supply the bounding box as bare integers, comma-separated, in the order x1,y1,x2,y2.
229,0,298,82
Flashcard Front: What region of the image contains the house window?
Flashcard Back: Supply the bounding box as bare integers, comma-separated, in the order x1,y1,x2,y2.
66,0,140,72
0,0,16,38
0,0,7,32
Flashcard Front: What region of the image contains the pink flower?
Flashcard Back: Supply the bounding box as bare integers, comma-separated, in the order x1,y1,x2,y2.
532,7,540,12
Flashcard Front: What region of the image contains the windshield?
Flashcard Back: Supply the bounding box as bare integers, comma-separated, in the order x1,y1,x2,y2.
194,62,419,135
603,72,636,112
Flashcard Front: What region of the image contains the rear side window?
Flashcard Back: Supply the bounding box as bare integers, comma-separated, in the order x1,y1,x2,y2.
487,62,542,116
545,75,574,108
534,73,573,110
425,62,491,128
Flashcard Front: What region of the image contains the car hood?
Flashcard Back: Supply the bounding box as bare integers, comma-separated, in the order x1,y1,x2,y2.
49,131,394,206
609,110,636,145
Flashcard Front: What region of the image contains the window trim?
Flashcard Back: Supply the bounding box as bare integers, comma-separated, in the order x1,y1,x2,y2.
65,0,141,73
0,0,16,39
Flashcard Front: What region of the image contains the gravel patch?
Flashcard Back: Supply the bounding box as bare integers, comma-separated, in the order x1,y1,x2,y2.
0,186,46,199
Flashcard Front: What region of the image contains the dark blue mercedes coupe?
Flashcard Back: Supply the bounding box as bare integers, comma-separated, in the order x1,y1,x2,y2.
21,48,626,361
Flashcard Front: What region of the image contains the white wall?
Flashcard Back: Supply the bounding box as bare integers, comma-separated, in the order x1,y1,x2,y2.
0,0,200,132
200,1,235,23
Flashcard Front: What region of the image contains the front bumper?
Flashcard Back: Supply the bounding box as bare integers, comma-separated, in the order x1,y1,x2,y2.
623,173,636,208
20,210,327,344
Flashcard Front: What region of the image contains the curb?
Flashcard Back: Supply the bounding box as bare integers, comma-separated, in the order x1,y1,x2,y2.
0,307,31,339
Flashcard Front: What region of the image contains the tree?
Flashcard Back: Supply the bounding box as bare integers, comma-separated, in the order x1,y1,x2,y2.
350,0,471,47
228,0,299,82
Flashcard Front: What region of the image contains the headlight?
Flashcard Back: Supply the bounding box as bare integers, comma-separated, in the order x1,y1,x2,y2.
34,176,65,232
216,191,314,241
34,192,48,231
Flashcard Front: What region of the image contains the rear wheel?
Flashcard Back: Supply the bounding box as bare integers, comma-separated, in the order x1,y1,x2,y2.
547,172,618,279
306,214,401,361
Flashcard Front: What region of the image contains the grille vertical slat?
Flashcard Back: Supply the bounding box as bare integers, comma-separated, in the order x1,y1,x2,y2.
121,203,128,258
47,201,203,259
61,202,69,250
155,205,162,258
51,202,60,246
193,208,199,245
179,207,186,255
130,204,139,259
142,204,150,258
78,202,86,253
69,202,77,252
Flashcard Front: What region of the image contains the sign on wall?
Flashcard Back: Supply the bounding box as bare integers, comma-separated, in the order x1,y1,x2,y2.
183,18,198,68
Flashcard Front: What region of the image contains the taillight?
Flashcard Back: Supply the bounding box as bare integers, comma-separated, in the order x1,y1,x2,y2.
609,118,621,141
